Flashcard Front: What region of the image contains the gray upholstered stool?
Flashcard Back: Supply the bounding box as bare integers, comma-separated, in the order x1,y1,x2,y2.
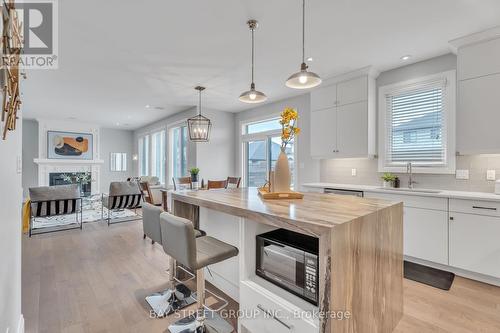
143,206,206,318
160,212,238,333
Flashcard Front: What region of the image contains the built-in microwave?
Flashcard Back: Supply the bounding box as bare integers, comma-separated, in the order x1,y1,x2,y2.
256,229,319,305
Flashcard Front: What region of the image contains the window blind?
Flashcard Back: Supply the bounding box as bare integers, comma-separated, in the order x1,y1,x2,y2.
385,79,447,166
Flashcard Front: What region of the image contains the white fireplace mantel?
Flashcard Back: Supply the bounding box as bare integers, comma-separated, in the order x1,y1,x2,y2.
34,159,104,195
34,158,104,165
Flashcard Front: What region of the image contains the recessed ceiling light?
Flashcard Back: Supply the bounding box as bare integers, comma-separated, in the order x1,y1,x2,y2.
306,57,313,62
116,122,120,126
401,55,412,61
145,104,150,108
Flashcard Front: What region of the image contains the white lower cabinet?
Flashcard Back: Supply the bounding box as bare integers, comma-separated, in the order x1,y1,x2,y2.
404,207,448,265
239,280,318,333
364,192,449,264
449,212,500,279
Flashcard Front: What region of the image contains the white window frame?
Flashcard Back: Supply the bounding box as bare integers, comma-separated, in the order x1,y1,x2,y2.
240,115,298,188
167,120,190,187
138,134,150,177
151,129,166,184
378,70,456,174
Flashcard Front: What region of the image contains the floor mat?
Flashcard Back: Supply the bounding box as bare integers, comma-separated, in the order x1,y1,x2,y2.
404,260,455,290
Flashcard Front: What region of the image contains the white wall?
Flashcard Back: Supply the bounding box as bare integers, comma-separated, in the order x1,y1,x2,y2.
22,119,38,197
100,128,135,192
234,94,320,190
0,121,23,333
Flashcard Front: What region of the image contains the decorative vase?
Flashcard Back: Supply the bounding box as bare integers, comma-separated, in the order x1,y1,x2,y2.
273,148,291,192
382,180,392,188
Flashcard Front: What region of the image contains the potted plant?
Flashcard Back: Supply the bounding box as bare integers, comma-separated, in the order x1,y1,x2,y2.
189,167,200,189
381,173,396,188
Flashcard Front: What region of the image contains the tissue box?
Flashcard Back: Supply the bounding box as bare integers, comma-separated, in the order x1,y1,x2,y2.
496,180,500,195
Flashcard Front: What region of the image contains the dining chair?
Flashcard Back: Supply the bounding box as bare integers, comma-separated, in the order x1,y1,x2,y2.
226,177,241,189
139,181,154,204
172,177,192,191
207,180,228,189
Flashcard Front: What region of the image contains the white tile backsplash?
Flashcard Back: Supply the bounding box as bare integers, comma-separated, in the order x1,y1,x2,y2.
320,155,500,193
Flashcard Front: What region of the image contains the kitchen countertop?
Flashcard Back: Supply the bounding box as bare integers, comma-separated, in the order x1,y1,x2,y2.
170,187,399,232
303,182,500,202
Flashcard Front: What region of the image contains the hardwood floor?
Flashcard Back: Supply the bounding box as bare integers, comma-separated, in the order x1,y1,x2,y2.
23,221,500,333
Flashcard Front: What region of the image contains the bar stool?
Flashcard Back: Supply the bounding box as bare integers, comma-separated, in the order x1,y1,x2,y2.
160,212,238,333
143,204,206,318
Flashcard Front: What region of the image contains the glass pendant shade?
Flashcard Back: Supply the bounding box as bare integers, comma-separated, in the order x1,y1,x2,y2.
239,83,267,103
188,86,211,142
286,63,322,89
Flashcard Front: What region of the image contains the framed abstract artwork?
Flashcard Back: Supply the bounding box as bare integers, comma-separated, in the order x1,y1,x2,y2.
47,131,93,160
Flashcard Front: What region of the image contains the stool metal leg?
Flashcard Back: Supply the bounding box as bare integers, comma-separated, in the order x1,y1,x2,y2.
145,258,196,318
168,268,234,333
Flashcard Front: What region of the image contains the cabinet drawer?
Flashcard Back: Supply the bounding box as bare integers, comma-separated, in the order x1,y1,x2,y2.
240,281,318,333
449,199,500,217
364,192,447,211
311,84,336,111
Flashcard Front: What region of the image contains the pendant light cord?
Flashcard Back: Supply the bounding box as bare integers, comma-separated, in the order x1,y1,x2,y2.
251,27,255,84
198,89,201,116
302,0,305,63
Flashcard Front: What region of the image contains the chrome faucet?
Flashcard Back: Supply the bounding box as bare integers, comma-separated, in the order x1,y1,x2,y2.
406,162,417,189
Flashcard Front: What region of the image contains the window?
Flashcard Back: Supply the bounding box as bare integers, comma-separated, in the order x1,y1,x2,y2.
244,117,281,134
378,71,456,174
138,135,149,176
151,130,166,184
242,116,296,188
170,125,188,182
110,153,127,172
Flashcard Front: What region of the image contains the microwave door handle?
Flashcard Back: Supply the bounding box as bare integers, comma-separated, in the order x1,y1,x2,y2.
257,304,293,330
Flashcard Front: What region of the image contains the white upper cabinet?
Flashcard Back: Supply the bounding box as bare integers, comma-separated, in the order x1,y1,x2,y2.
458,73,500,154
309,68,377,159
458,38,500,81
456,35,500,155
310,84,336,111
336,101,368,158
337,76,368,106
310,106,336,157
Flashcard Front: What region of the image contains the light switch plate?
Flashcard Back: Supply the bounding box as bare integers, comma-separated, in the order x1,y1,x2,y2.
16,155,22,174
487,170,496,181
351,168,357,176
456,169,469,180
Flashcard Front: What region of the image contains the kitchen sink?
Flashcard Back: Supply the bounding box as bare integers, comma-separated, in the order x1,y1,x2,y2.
376,187,442,194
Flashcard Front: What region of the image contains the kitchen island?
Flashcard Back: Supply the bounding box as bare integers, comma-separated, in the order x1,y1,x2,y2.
171,188,403,333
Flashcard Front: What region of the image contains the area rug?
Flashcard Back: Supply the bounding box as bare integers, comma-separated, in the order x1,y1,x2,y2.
32,194,140,230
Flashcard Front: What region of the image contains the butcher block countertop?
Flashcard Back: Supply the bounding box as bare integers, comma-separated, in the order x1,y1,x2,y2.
170,187,399,233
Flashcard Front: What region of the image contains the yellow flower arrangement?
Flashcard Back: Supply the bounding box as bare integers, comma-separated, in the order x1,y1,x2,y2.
280,107,300,149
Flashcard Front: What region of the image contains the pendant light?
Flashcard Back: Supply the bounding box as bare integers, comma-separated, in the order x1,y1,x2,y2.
285,0,321,89
187,86,211,142
239,19,267,104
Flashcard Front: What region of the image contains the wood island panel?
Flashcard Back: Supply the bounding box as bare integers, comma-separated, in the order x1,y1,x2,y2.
171,188,403,333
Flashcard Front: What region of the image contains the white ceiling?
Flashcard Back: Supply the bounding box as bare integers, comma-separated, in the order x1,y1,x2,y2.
22,0,500,129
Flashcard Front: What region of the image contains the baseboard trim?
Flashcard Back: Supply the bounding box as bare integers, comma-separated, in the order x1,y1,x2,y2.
17,314,24,333
405,256,500,287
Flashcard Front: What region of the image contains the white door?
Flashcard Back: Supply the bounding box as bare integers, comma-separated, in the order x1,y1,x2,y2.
336,101,368,158
449,212,500,278
404,207,449,265
310,107,336,158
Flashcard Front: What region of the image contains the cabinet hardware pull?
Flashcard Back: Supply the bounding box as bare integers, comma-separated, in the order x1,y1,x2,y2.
472,206,497,211
449,217,454,220
257,304,292,330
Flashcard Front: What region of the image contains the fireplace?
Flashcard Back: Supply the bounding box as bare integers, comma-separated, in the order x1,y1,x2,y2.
49,172,92,197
